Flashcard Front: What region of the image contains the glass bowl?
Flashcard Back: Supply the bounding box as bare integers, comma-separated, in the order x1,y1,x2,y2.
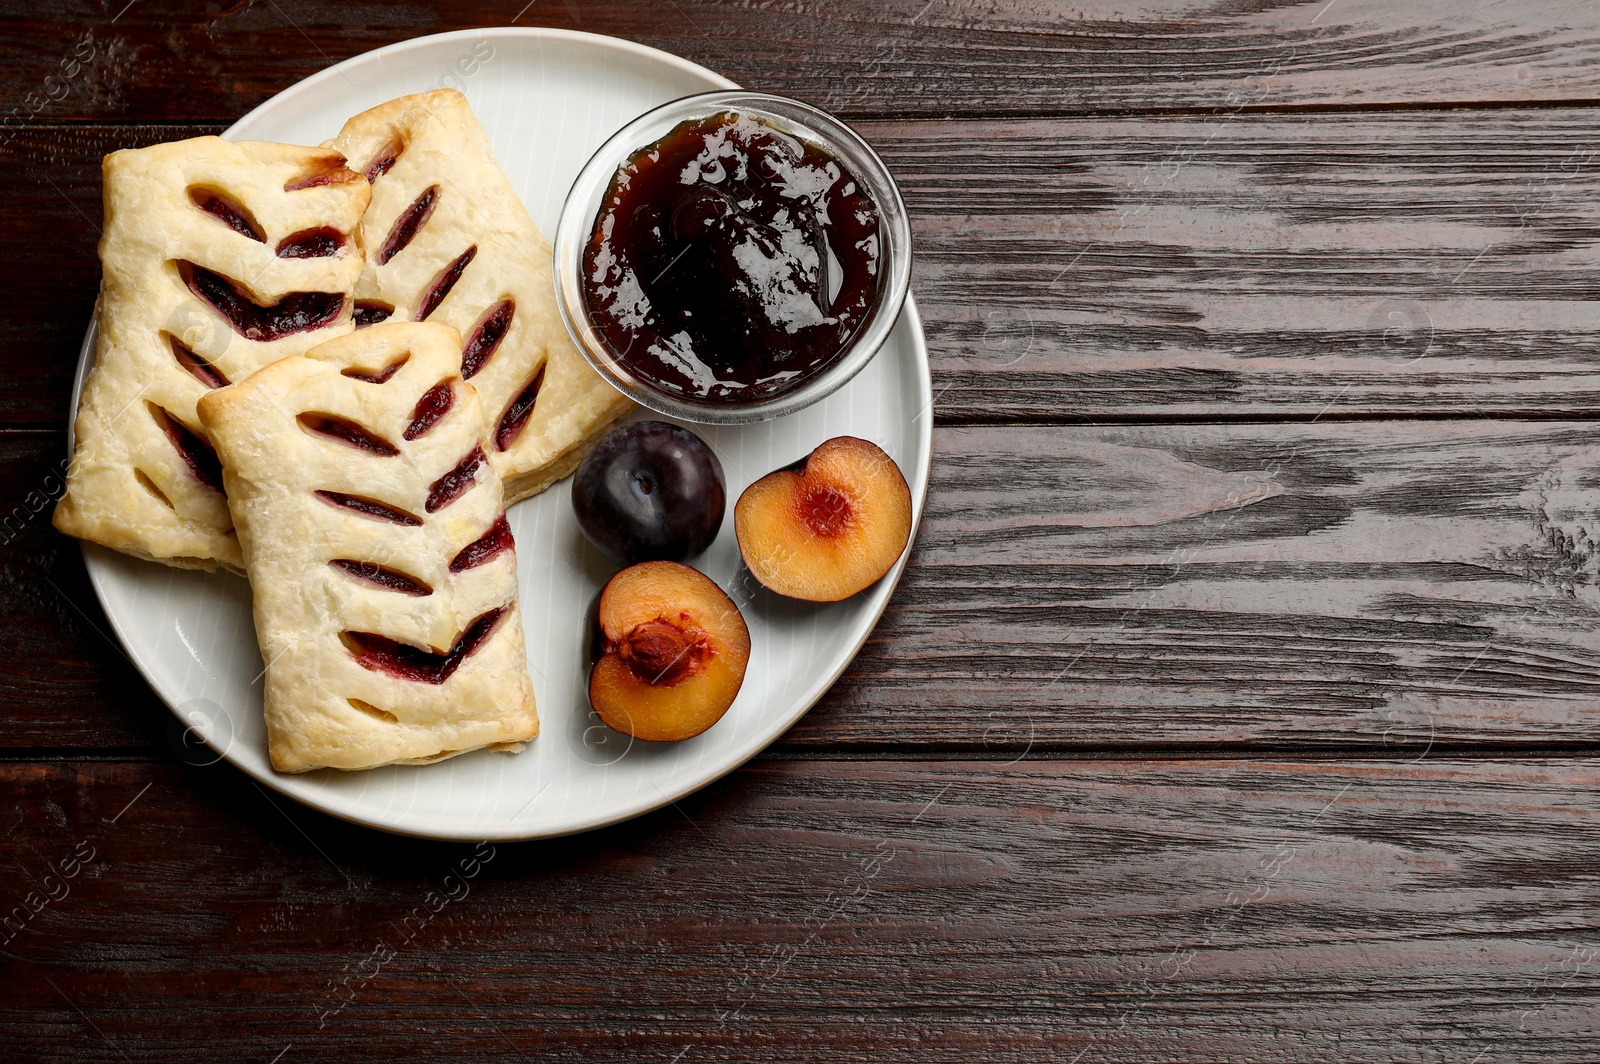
552,90,913,425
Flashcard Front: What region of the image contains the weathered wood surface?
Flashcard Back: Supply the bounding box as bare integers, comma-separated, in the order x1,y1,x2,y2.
0,124,219,429
6,0,1600,123
0,431,170,752
829,421,1600,748
897,109,1600,421
3,758,1599,1062
9,110,1600,428
8,2,1600,1059
15,422,1600,752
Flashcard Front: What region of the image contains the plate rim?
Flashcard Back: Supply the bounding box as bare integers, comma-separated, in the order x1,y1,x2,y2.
72,26,934,841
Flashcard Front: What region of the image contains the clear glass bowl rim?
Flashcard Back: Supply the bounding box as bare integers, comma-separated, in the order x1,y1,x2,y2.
551,89,914,425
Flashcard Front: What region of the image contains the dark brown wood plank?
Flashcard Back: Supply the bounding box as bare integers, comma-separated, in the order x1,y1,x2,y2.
8,111,1600,428
812,421,1600,748
0,431,167,752
2,757,1599,1061
18,422,1600,752
879,110,1600,421
6,0,1600,124
0,124,209,428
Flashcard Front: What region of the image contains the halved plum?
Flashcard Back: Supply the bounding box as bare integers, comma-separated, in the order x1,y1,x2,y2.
588,561,750,742
734,436,913,602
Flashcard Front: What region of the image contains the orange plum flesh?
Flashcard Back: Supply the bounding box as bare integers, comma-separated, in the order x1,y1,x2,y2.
588,561,751,742
734,436,913,602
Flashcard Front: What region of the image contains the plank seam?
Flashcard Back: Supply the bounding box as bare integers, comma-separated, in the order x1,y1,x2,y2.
10,744,1600,764
19,98,1600,130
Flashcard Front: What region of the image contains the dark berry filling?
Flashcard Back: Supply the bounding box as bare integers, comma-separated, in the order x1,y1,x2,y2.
188,188,264,242
415,245,477,321
182,262,343,342
342,355,408,384
364,139,404,182
276,227,345,259
403,381,455,441
378,185,438,265
353,301,395,329
169,335,229,389
150,405,223,492
449,514,514,573
298,413,399,456
461,299,514,380
329,559,433,596
426,446,484,513
494,367,544,452
315,490,422,526
341,606,506,684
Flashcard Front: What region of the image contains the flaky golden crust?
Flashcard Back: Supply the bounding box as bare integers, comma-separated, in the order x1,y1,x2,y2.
54,137,370,571
327,90,633,503
198,322,537,773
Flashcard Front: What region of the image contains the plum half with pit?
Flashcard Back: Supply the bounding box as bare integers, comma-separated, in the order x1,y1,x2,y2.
572,421,725,565
588,561,751,742
734,436,913,602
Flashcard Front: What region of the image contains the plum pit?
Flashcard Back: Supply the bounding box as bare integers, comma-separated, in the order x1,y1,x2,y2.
588,561,749,742
618,617,707,686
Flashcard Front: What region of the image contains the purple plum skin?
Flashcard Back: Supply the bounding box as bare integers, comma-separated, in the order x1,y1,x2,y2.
572,421,727,565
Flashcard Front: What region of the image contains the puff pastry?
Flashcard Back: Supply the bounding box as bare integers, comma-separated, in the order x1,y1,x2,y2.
197,322,537,773
327,89,633,505
54,136,371,571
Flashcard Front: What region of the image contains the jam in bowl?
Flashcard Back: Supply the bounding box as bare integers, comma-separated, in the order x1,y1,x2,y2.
554,92,912,424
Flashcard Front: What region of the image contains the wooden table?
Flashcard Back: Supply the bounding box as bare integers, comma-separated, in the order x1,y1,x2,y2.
5,1,1600,1059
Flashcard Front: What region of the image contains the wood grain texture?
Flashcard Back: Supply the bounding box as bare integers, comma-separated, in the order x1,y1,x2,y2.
0,124,201,428
815,421,1600,748
9,111,1600,428
8,2,1600,1061
879,109,1600,421
3,758,1599,1062
5,0,1600,124
18,423,1600,752
0,431,167,752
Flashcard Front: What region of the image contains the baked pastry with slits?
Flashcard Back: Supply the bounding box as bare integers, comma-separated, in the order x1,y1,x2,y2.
327,89,633,504
198,322,537,773
54,136,371,571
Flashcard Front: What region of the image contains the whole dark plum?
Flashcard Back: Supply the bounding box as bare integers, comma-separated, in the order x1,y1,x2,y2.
572,421,726,565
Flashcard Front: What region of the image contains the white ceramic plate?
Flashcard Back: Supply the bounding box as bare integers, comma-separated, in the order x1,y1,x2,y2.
73,28,931,840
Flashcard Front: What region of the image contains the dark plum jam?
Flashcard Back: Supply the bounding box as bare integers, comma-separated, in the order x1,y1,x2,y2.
582,111,882,403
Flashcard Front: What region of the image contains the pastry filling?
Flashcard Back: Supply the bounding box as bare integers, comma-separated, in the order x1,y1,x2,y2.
188,187,264,242
378,185,438,265
276,227,346,259
341,606,506,684
329,558,433,596
353,301,395,328
315,490,422,526
494,367,544,452
149,404,223,492
449,514,514,573
425,446,484,513
181,262,343,342
342,355,408,383
298,413,400,456
169,335,229,388
461,299,514,379
415,245,477,321
403,381,455,441
363,138,405,182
